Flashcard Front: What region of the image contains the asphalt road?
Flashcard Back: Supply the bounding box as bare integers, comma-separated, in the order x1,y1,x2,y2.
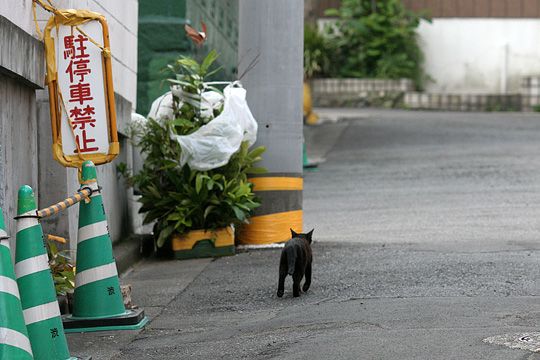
304,109,540,248
69,109,540,359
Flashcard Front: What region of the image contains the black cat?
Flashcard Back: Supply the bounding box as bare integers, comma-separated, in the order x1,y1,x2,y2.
277,229,314,298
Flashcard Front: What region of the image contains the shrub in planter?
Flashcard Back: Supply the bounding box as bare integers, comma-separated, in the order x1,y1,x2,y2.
125,51,265,258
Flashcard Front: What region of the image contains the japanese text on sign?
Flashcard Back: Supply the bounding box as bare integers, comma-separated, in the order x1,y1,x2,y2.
55,22,110,156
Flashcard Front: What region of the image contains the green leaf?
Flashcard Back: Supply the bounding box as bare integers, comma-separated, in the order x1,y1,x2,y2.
204,86,224,94
201,49,219,74
143,209,163,224
236,203,250,211
246,167,267,174
324,8,340,16
205,66,224,78
232,206,246,221
195,174,203,194
172,118,196,128
157,225,175,248
248,146,266,159
177,57,199,71
166,213,183,221
147,185,162,199
167,79,197,89
203,205,215,219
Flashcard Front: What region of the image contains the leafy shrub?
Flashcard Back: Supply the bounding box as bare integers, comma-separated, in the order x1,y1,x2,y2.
126,51,265,248
47,240,75,296
324,0,429,88
304,23,334,79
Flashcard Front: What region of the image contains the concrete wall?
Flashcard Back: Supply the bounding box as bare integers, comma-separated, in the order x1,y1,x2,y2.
37,91,131,248
32,0,138,106
33,0,138,247
0,1,35,35
0,15,44,248
0,74,40,247
1,0,138,105
1,1,138,252
419,19,540,94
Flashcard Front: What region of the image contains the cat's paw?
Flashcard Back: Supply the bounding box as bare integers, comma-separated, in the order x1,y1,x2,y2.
293,291,300,297
302,284,310,292
277,289,284,297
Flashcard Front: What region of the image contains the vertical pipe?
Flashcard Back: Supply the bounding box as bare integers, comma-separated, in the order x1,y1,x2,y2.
237,0,304,244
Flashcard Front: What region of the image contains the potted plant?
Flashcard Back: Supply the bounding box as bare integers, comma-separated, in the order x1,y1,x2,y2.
125,50,265,259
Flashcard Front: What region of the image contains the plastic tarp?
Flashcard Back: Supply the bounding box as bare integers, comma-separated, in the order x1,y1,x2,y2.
171,83,258,171
147,86,224,123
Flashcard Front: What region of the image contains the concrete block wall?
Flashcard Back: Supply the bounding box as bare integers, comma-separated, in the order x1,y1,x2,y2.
404,92,522,112
403,76,540,112
310,78,413,108
312,78,414,94
520,76,540,111
310,76,540,112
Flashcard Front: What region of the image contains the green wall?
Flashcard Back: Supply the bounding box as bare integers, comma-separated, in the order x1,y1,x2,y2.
186,0,238,78
137,0,239,116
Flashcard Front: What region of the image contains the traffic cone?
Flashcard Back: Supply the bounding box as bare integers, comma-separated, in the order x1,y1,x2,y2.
14,186,75,360
303,142,318,170
63,161,146,332
0,207,33,360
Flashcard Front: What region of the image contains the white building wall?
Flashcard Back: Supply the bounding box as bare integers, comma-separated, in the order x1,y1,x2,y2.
0,1,34,34
419,19,540,94
1,0,138,106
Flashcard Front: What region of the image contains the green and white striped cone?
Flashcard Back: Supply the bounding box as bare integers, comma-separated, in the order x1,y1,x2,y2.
0,207,33,360
65,161,146,332
14,186,75,360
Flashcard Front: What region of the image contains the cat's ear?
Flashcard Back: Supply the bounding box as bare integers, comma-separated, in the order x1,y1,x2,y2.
290,228,297,238
306,229,314,243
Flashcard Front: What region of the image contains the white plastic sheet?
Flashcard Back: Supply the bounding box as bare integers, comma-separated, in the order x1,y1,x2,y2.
172,83,258,171
147,91,175,121
147,86,224,123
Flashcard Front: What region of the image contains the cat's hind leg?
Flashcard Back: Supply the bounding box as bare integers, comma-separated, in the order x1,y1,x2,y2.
277,253,287,297
292,272,303,297
302,262,312,292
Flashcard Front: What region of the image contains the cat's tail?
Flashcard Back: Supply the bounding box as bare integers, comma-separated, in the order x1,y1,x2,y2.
286,246,296,275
